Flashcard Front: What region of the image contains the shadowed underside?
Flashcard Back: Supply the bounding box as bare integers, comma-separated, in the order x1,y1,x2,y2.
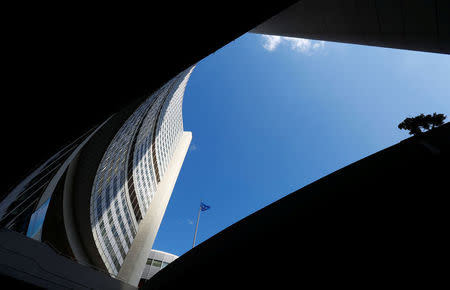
252,0,450,54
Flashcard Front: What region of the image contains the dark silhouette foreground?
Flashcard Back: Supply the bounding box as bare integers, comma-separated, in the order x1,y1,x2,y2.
143,123,449,289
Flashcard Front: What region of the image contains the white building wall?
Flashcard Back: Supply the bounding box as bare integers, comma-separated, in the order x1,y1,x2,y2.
89,66,195,275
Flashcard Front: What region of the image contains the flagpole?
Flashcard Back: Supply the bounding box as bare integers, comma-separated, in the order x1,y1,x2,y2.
192,202,202,248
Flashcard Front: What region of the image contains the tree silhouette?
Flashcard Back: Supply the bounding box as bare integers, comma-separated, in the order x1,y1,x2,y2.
398,113,446,136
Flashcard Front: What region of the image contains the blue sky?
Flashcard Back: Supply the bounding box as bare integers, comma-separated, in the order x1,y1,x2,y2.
152,33,450,256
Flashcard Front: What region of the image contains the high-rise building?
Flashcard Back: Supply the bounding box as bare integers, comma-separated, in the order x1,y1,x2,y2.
0,66,195,286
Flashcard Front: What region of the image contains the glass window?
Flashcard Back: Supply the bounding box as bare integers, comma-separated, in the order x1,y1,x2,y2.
26,198,51,238
161,262,169,269
146,259,153,265
152,260,162,268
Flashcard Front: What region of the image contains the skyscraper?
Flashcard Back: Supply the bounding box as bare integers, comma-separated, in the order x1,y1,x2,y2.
0,66,195,286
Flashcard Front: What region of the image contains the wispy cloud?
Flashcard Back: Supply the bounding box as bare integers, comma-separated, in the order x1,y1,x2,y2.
189,143,198,152
261,35,325,54
187,219,194,225
312,41,326,50
262,35,281,51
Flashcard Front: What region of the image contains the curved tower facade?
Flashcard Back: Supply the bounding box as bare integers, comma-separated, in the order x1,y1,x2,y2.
90,67,192,275
0,66,194,286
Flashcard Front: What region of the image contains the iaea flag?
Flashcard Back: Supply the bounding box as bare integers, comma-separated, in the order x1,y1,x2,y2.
200,202,210,211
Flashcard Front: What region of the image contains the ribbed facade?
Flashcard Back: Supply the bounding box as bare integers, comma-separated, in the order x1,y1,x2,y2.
90,66,194,275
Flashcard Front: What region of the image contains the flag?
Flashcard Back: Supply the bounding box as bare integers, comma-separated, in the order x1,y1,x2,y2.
200,201,210,211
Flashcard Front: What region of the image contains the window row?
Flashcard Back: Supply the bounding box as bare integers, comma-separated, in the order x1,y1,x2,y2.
146,259,169,269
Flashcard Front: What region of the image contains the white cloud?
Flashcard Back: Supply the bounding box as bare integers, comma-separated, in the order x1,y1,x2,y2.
284,37,312,53
262,35,281,51
187,219,194,225
261,35,325,54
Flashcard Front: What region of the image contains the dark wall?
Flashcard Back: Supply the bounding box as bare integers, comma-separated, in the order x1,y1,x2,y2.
143,123,449,289
0,230,137,289
1,1,298,196
252,0,450,54
41,170,75,259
